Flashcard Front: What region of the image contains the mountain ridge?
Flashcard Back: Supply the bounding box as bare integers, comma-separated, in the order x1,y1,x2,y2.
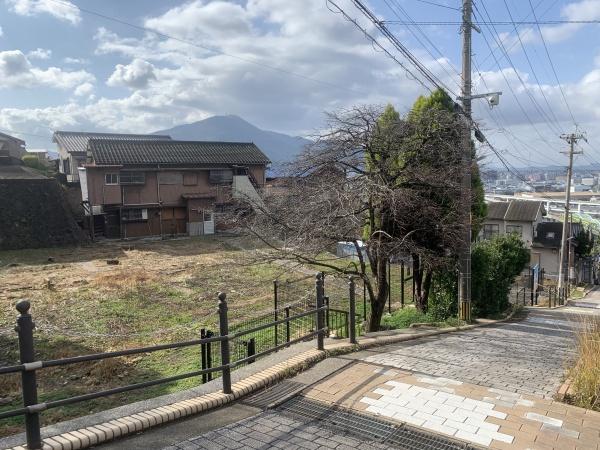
154,115,310,167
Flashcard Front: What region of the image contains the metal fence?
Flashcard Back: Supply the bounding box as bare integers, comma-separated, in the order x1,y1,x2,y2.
0,273,357,450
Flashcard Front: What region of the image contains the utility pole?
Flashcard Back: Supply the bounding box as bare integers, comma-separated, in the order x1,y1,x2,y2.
557,132,585,294
458,0,474,322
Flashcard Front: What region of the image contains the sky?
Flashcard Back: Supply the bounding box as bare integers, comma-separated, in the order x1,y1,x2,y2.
0,0,599,168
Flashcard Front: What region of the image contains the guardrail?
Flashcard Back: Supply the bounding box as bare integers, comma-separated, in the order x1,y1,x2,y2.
0,273,346,450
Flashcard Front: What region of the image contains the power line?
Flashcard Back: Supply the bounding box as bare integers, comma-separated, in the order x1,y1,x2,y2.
501,0,564,134
383,0,462,92
344,0,457,95
45,0,367,96
412,0,461,11
475,0,563,137
383,20,600,25
326,0,433,92
527,0,577,126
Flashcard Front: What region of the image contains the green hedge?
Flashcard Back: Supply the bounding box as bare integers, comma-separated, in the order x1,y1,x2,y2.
471,233,530,317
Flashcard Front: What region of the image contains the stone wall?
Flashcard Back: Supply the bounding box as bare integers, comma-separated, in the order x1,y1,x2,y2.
0,179,87,250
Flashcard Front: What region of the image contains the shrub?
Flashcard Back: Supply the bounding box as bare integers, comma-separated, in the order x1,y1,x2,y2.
568,316,600,410
428,269,458,321
381,308,429,329
471,233,530,317
21,154,47,173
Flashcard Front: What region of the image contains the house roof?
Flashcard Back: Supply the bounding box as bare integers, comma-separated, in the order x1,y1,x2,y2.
532,222,563,249
0,131,25,146
53,131,172,155
88,139,271,167
486,200,542,222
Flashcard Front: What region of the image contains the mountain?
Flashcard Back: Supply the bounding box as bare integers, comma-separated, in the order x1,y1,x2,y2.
154,115,311,169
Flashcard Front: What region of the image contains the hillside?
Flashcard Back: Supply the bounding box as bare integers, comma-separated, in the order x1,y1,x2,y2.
154,115,311,169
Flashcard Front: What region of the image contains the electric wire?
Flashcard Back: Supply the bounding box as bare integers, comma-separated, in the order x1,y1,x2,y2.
476,0,564,137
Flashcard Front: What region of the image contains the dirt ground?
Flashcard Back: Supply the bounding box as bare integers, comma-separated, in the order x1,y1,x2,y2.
0,235,335,436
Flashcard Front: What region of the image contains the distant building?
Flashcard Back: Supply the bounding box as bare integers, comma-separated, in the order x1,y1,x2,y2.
0,131,26,159
531,222,580,278
26,149,50,165
53,131,172,183
81,138,270,239
480,200,545,247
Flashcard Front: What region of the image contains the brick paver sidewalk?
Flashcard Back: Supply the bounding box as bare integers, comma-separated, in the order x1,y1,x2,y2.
303,362,600,449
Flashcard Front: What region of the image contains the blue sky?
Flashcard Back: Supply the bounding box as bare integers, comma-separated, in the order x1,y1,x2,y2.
0,0,599,167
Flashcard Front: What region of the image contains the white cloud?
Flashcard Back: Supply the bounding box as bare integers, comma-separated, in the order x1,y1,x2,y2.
27,48,51,60
107,59,157,89
73,81,94,97
63,57,89,65
540,0,600,43
0,50,94,90
6,0,81,24
2,0,600,168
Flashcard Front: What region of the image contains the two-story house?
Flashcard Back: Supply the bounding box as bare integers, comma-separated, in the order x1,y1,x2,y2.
480,200,545,247
81,138,270,239
53,131,172,183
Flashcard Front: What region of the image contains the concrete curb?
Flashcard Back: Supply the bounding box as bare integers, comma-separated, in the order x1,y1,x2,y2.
4,308,521,450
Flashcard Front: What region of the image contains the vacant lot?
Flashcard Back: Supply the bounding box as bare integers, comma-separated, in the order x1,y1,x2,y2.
0,235,336,437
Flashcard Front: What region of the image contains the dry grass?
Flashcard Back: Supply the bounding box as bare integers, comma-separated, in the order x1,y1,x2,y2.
568,315,600,410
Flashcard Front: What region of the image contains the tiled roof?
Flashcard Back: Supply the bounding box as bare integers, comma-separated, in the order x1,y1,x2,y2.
486,200,542,222
88,139,271,166
53,131,172,155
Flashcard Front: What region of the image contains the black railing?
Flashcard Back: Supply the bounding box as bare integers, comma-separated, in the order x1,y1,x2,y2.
0,273,349,450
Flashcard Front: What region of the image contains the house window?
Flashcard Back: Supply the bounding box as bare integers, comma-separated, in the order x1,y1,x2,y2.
209,169,233,184
122,208,148,222
506,225,522,236
483,224,499,240
63,158,71,175
105,173,119,185
546,232,555,239
120,171,145,184
158,172,183,185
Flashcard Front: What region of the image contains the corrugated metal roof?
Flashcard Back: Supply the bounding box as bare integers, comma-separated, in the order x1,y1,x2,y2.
504,200,542,222
486,202,510,220
88,139,271,166
486,200,542,222
53,131,172,154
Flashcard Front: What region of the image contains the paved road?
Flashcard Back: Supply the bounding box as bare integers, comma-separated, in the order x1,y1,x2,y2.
152,307,598,449
355,308,583,398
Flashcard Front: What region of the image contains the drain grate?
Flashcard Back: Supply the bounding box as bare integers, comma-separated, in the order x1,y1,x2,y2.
385,425,471,450
278,396,479,450
242,380,307,409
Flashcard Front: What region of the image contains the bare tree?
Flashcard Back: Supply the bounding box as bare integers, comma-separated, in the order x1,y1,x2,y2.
232,104,466,331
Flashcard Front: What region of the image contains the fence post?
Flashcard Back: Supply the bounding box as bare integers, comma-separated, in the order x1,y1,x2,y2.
217,292,232,395
348,277,357,344
201,328,207,384
247,338,256,364
530,268,534,306
324,296,330,337
363,281,367,321
15,300,42,450
400,261,405,309
285,306,291,346
206,330,213,381
388,260,392,314
273,280,279,348
316,274,325,351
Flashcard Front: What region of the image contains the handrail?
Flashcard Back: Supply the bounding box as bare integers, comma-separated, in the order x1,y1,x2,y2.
0,276,346,450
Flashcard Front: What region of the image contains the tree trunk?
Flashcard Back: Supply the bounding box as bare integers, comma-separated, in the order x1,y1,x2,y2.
368,252,389,331
413,254,432,313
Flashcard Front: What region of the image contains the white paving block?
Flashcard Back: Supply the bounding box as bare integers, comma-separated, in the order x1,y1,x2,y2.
455,430,493,447
484,409,507,420
525,412,563,427
422,421,458,437
465,418,499,432
443,419,479,434
414,411,445,425
476,428,514,443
